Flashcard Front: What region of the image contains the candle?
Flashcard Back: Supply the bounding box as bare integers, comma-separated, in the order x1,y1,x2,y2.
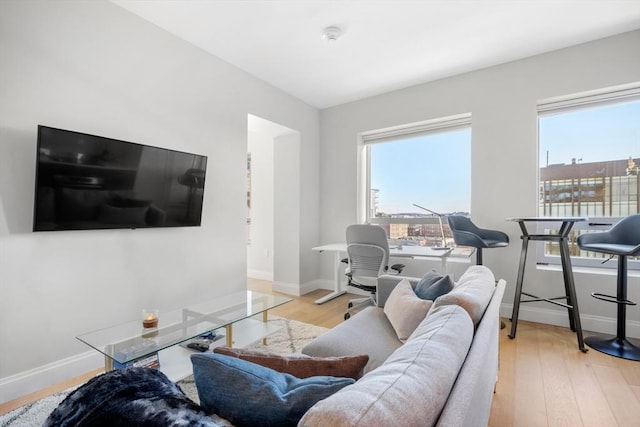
142,309,159,328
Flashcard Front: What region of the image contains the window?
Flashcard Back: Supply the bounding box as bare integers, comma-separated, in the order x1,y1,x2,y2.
538,84,640,269
359,114,471,247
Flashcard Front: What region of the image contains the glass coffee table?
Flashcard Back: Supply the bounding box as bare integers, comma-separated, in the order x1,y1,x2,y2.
77,290,292,380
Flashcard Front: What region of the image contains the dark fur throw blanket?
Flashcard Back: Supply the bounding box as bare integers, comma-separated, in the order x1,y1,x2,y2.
44,367,222,427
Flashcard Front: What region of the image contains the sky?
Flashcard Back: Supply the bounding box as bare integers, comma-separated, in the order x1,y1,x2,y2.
539,100,639,167
370,128,471,215
371,100,639,216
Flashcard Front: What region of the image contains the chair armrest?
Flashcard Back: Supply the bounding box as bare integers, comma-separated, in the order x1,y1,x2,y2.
376,275,421,308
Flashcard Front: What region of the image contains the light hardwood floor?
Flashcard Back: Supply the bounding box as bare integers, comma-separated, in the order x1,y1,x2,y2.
2,280,640,426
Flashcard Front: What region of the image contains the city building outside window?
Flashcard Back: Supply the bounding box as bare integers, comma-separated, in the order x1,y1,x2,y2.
537,84,640,270
359,114,471,247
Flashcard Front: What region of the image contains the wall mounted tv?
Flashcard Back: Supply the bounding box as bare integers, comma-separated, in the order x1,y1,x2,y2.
33,125,207,232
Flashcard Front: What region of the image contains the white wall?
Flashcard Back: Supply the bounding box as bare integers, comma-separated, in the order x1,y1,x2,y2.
319,30,640,337
273,133,302,294
0,0,319,402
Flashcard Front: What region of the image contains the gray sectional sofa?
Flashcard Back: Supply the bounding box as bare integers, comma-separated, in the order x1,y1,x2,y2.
45,265,504,427
300,265,506,427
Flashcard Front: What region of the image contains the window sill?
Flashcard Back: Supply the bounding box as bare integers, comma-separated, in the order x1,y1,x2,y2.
536,263,640,277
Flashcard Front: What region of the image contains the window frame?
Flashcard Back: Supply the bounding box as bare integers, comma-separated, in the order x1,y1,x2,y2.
357,113,472,236
536,83,640,271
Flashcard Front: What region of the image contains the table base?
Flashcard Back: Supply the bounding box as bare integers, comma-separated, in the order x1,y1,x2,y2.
584,335,640,361
507,217,587,353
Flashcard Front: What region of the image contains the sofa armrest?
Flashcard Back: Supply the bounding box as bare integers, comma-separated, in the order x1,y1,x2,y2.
376,275,421,307
435,279,506,427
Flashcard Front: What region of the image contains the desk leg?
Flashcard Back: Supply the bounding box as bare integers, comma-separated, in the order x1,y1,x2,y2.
559,238,587,352
509,236,529,339
315,251,347,304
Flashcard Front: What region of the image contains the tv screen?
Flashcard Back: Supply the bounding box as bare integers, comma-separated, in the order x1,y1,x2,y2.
33,125,207,231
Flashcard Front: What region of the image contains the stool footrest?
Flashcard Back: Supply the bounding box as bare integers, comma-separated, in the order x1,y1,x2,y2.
591,292,637,306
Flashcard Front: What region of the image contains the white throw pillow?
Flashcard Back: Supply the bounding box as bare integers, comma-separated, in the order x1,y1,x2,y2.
383,279,432,341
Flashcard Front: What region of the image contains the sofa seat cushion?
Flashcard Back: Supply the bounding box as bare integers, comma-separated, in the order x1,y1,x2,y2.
433,265,496,325
213,347,369,379
191,353,354,427
302,307,402,373
299,304,474,427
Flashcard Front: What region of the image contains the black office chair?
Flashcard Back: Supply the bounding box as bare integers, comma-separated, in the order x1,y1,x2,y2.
447,215,509,265
343,224,404,320
577,214,640,360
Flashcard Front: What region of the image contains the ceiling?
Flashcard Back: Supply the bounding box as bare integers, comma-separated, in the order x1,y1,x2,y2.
112,0,640,109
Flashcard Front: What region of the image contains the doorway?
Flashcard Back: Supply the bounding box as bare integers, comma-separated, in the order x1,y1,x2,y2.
247,114,299,286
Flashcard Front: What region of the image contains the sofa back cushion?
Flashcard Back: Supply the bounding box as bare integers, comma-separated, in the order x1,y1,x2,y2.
432,265,496,325
298,304,474,427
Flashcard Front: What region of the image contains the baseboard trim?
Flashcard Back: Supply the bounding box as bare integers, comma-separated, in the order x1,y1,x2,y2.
313,279,335,292
0,351,102,404
298,279,320,296
272,280,303,296
247,269,274,281
500,303,640,338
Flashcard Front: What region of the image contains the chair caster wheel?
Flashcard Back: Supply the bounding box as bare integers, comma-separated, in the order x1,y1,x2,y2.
344,313,351,320
348,302,353,308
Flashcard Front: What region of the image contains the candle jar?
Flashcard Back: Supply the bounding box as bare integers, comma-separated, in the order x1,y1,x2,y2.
142,309,159,329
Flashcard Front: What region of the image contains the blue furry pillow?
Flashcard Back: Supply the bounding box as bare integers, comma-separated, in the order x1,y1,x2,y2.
44,367,221,427
191,353,354,427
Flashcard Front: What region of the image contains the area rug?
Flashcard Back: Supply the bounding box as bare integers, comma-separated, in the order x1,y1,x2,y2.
0,316,328,427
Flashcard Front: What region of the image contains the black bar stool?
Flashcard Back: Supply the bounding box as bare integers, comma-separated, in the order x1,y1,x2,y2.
577,214,640,361
447,215,509,329
446,216,509,265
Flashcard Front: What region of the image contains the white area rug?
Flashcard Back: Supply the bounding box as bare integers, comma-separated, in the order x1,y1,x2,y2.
0,317,328,427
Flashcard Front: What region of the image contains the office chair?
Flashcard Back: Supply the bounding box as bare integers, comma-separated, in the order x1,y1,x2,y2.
343,224,404,320
577,214,640,360
447,215,509,265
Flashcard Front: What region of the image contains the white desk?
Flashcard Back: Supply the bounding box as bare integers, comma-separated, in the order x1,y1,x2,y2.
312,243,473,304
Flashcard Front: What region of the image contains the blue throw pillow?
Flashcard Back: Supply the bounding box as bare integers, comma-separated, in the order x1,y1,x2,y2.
191,353,354,427
414,269,454,301
415,269,442,290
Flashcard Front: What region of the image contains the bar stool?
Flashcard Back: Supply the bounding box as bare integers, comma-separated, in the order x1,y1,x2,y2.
448,215,509,329
577,214,640,361
447,216,509,265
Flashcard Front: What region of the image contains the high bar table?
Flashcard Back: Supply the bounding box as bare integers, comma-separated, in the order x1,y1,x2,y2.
507,216,588,352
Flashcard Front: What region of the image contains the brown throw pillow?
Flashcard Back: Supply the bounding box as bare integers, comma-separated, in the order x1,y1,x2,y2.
213,347,369,380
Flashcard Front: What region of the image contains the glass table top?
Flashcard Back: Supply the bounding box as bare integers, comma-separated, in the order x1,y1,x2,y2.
77,290,292,364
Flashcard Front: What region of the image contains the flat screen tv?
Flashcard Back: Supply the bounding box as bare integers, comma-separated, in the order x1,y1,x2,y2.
33,125,207,231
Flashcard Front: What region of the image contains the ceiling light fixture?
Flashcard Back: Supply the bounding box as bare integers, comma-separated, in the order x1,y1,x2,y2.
322,26,342,42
